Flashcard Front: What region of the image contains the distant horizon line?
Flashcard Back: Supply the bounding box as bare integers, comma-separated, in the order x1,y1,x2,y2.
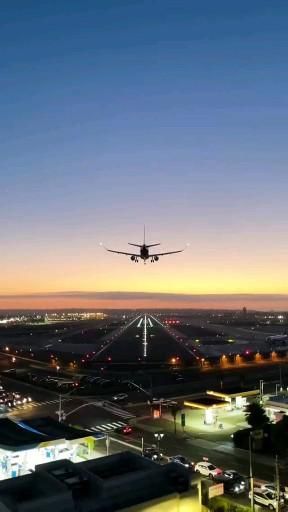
2,291,288,299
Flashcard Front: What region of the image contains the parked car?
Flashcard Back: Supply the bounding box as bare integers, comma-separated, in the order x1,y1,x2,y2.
143,448,163,461
259,483,288,501
113,393,128,401
222,470,247,486
195,461,222,478
168,455,194,470
213,472,246,495
249,490,284,510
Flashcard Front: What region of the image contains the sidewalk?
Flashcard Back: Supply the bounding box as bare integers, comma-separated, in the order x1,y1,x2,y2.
135,418,276,468
188,438,274,467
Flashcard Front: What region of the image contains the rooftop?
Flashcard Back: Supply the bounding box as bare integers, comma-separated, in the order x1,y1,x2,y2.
0,451,193,511
0,417,95,451
266,394,288,405
207,387,259,398
23,416,100,440
184,396,226,409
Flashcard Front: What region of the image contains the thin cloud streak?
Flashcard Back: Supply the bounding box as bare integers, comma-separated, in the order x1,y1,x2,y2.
0,291,288,310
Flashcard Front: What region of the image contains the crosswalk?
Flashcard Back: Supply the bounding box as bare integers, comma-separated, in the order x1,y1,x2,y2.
8,397,73,412
101,401,135,420
87,420,128,434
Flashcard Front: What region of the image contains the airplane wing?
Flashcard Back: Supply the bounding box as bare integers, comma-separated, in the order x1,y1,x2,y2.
149,249,184,257
106,248,139,257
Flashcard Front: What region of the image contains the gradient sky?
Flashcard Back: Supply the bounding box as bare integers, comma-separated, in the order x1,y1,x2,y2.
1,1,288,309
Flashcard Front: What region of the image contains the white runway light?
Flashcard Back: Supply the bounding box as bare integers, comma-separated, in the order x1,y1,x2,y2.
143,315,148,358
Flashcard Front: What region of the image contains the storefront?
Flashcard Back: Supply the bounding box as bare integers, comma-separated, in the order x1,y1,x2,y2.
0,417,101,480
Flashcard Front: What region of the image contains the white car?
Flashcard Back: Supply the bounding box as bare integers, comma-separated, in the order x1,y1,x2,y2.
259,483,288,501
195,461,222,478
250,490,284,510
113,393,128,401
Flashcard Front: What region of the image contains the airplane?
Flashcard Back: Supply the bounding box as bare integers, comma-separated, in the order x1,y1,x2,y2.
103,227,185,263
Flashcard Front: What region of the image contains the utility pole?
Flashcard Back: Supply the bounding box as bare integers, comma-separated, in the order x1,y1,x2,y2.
106,433,110,456
279,365,283,391
275,455,280,512
249,433,254,512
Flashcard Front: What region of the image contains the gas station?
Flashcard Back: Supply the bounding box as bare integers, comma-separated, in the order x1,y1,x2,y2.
183,387,259,430
206,388,259,410
183,396,227,425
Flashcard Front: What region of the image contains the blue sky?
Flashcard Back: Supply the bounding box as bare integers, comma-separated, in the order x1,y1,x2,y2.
1,1,288,307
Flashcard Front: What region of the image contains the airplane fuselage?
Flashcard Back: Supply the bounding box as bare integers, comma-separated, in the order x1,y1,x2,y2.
140,245,149,260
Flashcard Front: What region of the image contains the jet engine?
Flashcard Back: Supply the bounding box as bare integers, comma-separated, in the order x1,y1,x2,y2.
131,255,135,261
154,256,159,262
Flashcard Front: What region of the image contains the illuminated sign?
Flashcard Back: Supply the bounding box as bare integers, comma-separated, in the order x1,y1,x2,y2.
208,483,224,499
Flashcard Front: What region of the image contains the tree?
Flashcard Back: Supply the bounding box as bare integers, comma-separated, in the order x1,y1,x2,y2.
271,415,288,456
245,402,269,430
170,404,182,434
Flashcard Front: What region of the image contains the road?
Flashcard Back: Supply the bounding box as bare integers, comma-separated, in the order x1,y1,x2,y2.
4,374,281,484
2,372,285,512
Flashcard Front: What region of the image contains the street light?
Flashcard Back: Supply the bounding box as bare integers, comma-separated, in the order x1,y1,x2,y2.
249,432,255,512
57,394,66,423
275,454,280,512
154,432,164,459
259,379,264,404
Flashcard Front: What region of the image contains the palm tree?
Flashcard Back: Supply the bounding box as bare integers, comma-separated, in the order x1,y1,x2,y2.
245,402,269,430
170,404,182,434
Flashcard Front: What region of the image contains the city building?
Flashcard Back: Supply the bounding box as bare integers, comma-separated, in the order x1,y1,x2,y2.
0,451,199,511
264,394,288,422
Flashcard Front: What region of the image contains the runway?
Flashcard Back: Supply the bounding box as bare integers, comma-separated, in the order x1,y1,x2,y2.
93,314,195,364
